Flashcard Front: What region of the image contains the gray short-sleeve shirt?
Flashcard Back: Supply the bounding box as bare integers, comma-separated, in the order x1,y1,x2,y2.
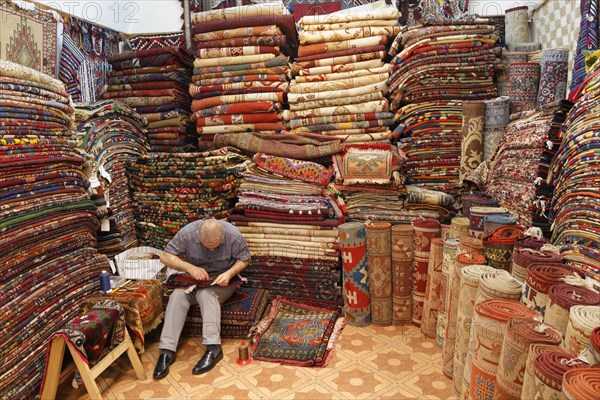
164,219,250,276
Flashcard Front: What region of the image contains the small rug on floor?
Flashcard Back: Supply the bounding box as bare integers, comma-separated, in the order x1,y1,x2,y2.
250,296,345,367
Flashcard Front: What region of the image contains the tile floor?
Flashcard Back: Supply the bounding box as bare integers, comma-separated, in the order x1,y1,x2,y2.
59,324,455,399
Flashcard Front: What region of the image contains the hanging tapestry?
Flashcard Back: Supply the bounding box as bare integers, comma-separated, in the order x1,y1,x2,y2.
0,0,58,77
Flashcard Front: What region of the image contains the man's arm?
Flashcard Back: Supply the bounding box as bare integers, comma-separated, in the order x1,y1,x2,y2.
212,258,250,286
160,252,210,281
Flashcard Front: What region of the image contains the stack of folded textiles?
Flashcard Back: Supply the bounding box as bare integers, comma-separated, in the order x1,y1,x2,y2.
126,147,248,249
388,17,500,190
229,153,344,309
0,60,111,399
102,47,194,151
284,2,399,145
189,2,296,150
74,100,151,258
330,143,452,223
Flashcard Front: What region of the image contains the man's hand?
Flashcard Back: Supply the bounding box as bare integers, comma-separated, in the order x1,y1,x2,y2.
189,266,209,281
212,271,232,286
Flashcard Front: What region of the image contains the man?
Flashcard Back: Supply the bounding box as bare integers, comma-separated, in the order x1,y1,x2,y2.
153,218,250,379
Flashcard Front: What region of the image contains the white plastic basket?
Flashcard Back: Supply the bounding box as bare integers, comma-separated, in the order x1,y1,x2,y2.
114,246,165,279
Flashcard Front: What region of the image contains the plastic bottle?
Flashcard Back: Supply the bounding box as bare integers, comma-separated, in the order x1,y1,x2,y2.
100,270,111,292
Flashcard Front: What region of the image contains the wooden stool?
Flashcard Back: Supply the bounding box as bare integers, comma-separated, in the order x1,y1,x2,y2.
41,328,146,400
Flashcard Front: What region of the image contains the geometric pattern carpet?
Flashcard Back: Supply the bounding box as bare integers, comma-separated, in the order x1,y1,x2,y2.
58,324,454,399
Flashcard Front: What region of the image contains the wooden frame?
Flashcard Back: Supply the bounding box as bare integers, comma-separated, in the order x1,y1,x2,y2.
40,329,146,400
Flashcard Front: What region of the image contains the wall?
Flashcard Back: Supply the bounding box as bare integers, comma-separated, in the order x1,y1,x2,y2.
37,0,184,33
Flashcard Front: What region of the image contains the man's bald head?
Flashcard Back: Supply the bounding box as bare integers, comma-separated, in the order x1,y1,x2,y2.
198,219,224,250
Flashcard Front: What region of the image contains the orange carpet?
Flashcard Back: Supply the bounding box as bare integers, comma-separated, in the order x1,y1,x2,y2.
59,324,455,399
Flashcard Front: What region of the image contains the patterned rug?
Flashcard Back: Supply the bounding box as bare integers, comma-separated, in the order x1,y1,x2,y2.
251,297,346,367
0,0,58,77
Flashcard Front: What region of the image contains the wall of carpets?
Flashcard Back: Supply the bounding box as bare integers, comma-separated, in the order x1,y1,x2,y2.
2,0,600,397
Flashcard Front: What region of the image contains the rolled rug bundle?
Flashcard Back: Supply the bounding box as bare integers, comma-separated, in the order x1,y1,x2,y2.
561,368,600,400
511,247,563,283
565,305,600,357
483,213,516,237
536,48,569,108
522,344,563,400
524,349,589,400
459,101,485,182
544,283,600,337
483,96,511,160
508,62,541,114
514,235,549,251
497,52,528,97
462,191,497,219
440,224,451,241
411,218,441,327
583,327,600,366
437,238,460,348
339,222,371,326
366,221,392,326
482,225,524,271
504,6,531,51
458,237,484,255
469,206,508,239
391,224,414,323
467,299,541,400
474,269,523,307
421,238,444,339
522,264,579,316
496,318,562,400
442,251,486,378
452,264,495,397
450,217,470,239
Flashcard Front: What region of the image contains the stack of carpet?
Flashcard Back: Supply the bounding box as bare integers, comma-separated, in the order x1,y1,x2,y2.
332,143,425,223
102,47,194,151
126,147,248,249
485,101,571,228
229,153,343,309
388,18,500,190
74,100,151,258
284,3,399,144
0,60,110,398
190,3,296,150
548,64,600,279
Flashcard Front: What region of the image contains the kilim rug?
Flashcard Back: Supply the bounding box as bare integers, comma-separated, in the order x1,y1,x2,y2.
391,224,414,323
0,0,58,77
250,297,345,367
366,221,392,326
338,222,371,327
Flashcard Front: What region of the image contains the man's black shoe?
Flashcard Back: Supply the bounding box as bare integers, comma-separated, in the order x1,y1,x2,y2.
192,345,223,375
153,353,176,379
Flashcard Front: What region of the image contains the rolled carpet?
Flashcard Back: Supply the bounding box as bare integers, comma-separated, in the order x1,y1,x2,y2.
411,218,441,327
366,221,392,326
437,238,460,348
338,222,371,326
452,263,495,397
544,283,600,337
496,318,562,400
467,299,541,400
561,368,600,399
421,238,444,339
391,224,414,324
565,305,600,357
524,349,589,400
